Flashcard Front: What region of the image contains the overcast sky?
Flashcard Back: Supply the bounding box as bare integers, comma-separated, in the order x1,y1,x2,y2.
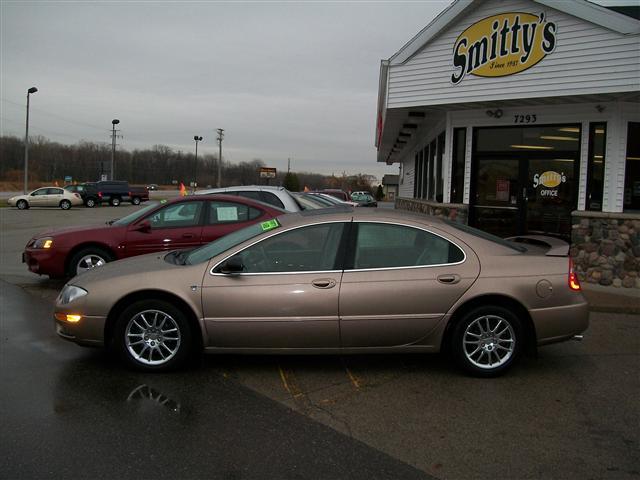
1,0,454,181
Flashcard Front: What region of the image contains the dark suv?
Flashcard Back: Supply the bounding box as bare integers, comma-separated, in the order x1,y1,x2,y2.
64,181,149,207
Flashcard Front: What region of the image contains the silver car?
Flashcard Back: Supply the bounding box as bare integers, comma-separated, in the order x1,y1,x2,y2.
8,187,83,210
195,185,301,212
54,207,588,377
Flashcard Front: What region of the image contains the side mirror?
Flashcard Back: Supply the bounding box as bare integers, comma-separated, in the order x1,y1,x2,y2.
134,220,151,233
219,256,244,274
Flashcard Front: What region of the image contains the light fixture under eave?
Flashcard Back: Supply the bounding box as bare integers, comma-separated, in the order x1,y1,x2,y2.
627,157,640,161
511,145,554,150
540,135,579,141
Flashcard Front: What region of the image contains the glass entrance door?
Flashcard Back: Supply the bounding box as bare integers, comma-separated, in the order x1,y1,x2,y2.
471,125,581,240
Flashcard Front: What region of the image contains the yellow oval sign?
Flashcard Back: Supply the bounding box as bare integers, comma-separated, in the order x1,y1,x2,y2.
539,171,562,188
452,12,557,84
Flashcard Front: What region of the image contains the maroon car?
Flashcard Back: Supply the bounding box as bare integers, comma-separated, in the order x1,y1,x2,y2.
23,194,284,278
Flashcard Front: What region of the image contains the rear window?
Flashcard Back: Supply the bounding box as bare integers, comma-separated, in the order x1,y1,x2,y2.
443,220,526,252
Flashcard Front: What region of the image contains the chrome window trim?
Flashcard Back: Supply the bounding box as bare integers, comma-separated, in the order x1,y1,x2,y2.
209,220,349,276
209,219,467,276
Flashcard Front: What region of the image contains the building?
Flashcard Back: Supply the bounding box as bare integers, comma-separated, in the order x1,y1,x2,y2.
376,0,640,288
381,174,399,201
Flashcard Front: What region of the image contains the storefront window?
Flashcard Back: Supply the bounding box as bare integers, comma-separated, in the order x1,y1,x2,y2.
451,128,466,204
586,123,606,211
436,132,445,202
624,122,640,212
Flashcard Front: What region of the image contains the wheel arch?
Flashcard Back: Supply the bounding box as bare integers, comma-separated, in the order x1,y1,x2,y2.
104,289,203,353
65,242,117,276
442,294,537,355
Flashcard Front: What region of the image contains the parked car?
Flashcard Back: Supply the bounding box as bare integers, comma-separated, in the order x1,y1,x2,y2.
289,192,332,210
317,189,350,201
64,183,100,207
351,192,378,207
90,181,149,206
23,194,284,278
147,184,159,191
54,207,588,376
8,187,83,210
195,185,301,212
307,192,358,207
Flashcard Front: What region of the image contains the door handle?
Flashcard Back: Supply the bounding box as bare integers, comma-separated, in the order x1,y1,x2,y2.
182,233,194,239
437,274,461,284
311,279,336,289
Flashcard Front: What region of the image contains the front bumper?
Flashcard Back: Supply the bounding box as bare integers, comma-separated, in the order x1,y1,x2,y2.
23,248,66,277
55,313,106,347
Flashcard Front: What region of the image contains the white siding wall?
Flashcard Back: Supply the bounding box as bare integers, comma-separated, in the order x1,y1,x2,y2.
388,0,640,108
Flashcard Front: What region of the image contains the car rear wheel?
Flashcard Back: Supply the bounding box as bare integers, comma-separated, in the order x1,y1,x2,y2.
110,197,121,206
114,300,193,371
60,199,71,210
68,247,113,277
17,200,28,210
85,198,96,208
451,305,522,377
131,197,141,205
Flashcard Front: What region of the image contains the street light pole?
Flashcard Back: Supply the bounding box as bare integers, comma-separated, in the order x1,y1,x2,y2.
193,135,203,192
23,86,38,194
216,128,224,188
111,119,120,180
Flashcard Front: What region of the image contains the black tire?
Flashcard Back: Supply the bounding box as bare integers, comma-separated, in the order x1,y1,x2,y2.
85,198,96,208
131,197,141,205
112,299,194,372
67,246,113,277
451,305,523,377
110,197,121,207
60,199,72,210
17,199,29,210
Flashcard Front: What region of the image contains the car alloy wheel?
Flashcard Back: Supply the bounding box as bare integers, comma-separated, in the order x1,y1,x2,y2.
132,197,141,205
452,306,522,377
60,200,71,210
68,247,113,277
17,200,28,210
114,300,193,371
85,198,96,208
111,197,121,206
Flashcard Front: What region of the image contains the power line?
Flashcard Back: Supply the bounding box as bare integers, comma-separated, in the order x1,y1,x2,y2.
1,97,108,131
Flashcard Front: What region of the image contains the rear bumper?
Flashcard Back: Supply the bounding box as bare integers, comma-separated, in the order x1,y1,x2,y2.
531,300,590,346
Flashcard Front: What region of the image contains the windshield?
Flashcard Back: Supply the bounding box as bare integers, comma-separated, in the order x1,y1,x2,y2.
185,218,281,265
112,201,160,226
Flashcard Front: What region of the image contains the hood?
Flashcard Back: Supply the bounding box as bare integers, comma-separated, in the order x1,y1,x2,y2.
70,250,206,290
32,223,119,239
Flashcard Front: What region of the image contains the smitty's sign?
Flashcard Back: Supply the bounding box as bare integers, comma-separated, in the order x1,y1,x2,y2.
451,12,557,84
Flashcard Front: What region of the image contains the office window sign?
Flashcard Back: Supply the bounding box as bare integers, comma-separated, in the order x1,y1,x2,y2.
452,12,557,84
533,170,566,197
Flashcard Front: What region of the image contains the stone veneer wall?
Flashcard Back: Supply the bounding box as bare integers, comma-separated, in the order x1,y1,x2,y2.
395,198,469,223
571,211,640,289
395,199,640,290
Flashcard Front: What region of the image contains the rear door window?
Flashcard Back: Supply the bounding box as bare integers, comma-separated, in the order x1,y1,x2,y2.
260,192,285,209
207,201,262,224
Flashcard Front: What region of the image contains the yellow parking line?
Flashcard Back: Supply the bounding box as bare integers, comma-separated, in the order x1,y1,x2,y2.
344,365,361,390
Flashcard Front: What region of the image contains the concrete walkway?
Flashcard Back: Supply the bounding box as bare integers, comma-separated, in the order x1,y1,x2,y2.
582,282,640,314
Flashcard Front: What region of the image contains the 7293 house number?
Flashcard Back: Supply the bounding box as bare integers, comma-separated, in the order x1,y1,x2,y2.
514,114,537,124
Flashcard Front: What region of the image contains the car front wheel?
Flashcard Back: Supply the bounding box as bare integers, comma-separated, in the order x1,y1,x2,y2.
113,300,193,371
131,197,141,205
85,198,96,208
451,305,522,377
60,199,71,210
68,247,113,277
110,197,121,206
17,200,28,210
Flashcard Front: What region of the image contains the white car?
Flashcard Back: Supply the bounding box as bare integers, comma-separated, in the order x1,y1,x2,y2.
8,187,83,210
195,185,302,212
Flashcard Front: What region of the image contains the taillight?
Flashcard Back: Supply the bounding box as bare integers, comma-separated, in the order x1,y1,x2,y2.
568,257,581,291
128,191,132,196
98,192,103,198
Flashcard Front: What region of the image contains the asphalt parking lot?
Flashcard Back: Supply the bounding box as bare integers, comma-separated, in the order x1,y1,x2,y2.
1,204,639,479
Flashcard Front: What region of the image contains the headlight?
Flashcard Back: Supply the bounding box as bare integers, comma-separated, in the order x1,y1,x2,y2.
58,285,88,304
33,237,54,249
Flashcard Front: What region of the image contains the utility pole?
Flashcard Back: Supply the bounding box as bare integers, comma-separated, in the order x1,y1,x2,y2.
287,157,291,173
24,87,37,194
111,119,120,180
216,128,224,188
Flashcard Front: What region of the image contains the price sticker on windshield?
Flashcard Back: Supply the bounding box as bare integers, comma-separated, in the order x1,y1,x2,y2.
260,219,280,231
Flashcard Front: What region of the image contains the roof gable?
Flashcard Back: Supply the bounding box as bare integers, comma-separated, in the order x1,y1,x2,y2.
390,0,640,65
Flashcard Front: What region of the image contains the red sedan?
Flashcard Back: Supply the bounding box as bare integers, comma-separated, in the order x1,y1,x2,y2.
23,194,285,278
